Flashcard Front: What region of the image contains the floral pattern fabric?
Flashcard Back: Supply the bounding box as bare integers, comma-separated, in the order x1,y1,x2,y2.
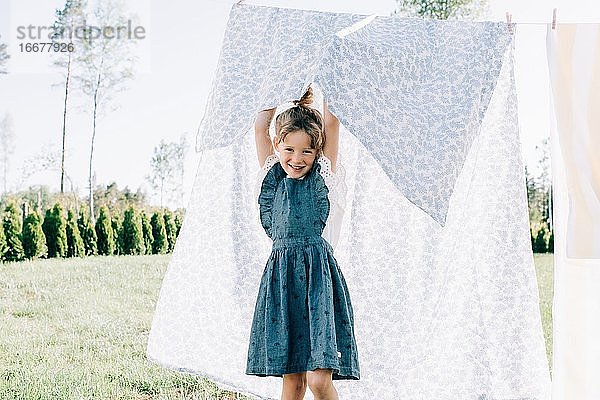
195,3,511,225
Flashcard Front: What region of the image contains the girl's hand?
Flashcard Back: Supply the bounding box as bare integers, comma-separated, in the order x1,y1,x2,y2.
255,108,276,167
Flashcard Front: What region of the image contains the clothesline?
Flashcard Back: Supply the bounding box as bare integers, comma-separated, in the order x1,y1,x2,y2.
200,0,599,27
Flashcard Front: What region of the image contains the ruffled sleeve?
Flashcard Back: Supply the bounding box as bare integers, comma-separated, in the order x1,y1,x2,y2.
315,154,347,250
254,153,280,209
312,162,331,230
256,154,284,239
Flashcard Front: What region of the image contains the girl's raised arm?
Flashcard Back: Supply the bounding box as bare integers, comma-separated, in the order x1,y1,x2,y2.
255,108,276,167
322,101,340,173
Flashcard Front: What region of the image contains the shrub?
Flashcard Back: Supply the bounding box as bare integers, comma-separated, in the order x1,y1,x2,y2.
66,209,85,258
533,225,548,253
95,206,115,256
121,206,145,255
547,229,554,253
150,211,167,255
163,209,177,253
22,210,47,259
111,215,123,255
140,211,154,255
3,203,25,262
78,206,97,256
42,203,67,258
174,213,183,237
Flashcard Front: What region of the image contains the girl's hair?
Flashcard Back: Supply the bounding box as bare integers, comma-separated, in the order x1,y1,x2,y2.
275,86,325,154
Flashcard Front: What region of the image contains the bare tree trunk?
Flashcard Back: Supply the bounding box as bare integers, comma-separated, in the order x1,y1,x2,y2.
60,53,72,194
89,70,102,222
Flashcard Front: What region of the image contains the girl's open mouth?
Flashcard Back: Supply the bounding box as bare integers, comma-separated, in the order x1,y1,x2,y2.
288,164,305,171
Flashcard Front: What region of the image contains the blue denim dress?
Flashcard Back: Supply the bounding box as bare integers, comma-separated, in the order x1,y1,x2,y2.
245,159,360,380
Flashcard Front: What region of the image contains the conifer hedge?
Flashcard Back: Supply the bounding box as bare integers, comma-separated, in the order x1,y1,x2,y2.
0,201,184,262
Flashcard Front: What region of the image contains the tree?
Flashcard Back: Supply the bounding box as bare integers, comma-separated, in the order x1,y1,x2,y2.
163,209,177,252
17,144,76,194
0,34,9,74
150,211,167,254
77,205,97,255
93,181,146,220
2,203,24,262
0,113,15,195
533,225,548,254
111,215,123,255
121,206,144,255
51,0,88,194
42,204,68,258
66,209,85,257
547,229,554,253
140,210,154,255
22,210,47,259
174,212,183,237
71,0,136,221
394,0,488,19
95,206,114,255
146,135,187,209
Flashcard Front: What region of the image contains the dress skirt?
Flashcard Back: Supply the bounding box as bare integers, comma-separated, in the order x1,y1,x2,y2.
245,235,360,380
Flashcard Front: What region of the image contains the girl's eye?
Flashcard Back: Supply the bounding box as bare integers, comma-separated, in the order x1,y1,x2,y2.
283,148,312,154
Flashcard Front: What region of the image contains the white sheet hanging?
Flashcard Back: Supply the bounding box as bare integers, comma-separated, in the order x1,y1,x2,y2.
146,4,551,399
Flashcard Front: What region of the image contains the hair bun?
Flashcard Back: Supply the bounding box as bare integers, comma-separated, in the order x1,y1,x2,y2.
293,86,314,108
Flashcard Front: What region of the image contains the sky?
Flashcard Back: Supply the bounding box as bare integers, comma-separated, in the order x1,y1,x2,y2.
0,0,599,209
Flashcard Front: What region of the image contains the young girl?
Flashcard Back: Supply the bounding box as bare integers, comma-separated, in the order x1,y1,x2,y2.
245,86,360,400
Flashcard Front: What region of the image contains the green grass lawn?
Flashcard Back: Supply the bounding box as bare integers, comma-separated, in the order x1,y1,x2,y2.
533,253,554,378
0,255,249,400
0,254,554,399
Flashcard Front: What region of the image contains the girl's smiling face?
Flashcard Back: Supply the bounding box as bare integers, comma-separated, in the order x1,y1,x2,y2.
274,129,317,179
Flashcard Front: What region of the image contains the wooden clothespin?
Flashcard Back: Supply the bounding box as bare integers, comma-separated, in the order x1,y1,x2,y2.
552,8,557,30
505,11,513,35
